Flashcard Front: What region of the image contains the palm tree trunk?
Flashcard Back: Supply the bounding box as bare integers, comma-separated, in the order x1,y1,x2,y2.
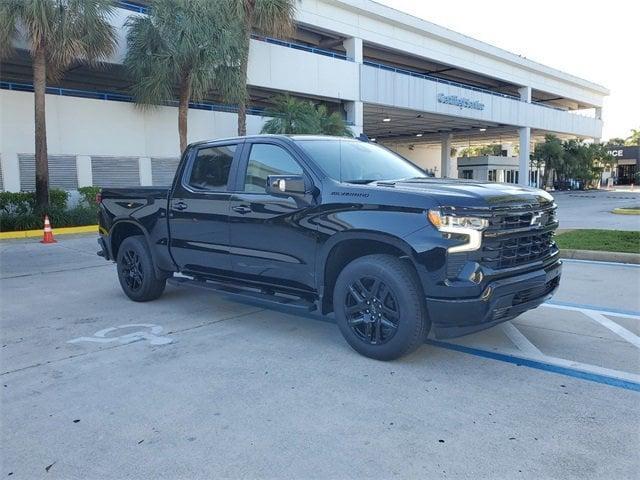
237,1,255,136
178,74,192,154
237,53,249,137
33,45,50,211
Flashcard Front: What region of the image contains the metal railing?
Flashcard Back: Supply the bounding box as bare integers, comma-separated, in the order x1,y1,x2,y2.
117,1,148,14
0,82,266,116
250,35,349,61
363,60,522,101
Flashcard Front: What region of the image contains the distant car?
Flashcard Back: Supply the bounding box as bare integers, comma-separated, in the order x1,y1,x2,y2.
97,135,561,360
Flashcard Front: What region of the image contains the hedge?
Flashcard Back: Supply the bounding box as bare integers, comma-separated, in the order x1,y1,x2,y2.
0,189,99,232
0,189,69,214
0,207,98,232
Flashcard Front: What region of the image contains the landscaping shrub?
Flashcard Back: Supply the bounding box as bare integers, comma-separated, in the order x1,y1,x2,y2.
77,186,101,207
0,206,97,232
0,189,100,232
0,189,68,214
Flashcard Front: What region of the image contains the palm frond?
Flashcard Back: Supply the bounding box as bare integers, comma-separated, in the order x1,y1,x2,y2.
252,0,296,38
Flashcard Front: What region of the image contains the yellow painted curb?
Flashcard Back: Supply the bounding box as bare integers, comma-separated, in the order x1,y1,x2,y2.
612,208,640,215
0,224,98,240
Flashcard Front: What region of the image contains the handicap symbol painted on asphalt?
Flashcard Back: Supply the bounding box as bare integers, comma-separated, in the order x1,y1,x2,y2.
68,324,173,346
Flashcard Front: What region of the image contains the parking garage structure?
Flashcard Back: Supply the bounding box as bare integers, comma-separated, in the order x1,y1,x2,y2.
0,0,608,191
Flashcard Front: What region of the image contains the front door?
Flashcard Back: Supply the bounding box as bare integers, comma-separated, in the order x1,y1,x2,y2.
168,142,240,277
229,141,318,292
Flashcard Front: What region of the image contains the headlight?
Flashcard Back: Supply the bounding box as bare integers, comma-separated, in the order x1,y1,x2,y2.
428,209,488,253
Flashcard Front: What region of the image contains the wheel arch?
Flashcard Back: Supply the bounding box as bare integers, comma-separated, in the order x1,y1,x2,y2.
318,232,420,315
109,220,166,278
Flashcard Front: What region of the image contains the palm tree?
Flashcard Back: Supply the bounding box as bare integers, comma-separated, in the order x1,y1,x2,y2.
316,105,353,137
124,0,243,154
260,95,318,134
533,134,564,188
260,94,352,136
0,0,117,210
234,0,297,136
626,128,640,146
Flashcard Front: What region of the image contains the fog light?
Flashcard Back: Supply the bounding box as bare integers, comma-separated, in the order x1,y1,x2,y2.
471,270,484,284
481,286,493,301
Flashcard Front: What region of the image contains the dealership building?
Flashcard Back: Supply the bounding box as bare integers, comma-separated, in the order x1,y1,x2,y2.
0,0,609,192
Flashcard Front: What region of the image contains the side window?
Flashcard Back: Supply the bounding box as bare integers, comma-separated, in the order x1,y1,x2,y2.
188,144,236,191
244,144,303,193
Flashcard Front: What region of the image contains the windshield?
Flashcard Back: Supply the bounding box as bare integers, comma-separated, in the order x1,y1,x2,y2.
296,139,426,183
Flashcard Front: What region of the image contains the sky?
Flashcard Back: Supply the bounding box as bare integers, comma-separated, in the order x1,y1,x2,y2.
377,0,638,141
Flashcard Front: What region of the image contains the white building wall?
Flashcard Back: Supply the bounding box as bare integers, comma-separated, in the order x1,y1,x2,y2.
247,40,358,101
361,65,603,138
384,143,445,175
0,90,266,191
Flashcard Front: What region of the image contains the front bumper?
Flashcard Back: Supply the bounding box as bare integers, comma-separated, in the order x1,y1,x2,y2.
426,260,562,339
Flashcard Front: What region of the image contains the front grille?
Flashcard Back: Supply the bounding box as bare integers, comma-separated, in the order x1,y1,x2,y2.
482,231,556,269
481,204,558,270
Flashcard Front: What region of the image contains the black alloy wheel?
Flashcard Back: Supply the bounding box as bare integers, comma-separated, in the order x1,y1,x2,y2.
344,276,400,345
333,254,430,361
121,248,144,292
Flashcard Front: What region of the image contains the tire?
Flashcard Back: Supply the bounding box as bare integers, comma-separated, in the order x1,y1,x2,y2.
116,235,166,302
333,254,429,360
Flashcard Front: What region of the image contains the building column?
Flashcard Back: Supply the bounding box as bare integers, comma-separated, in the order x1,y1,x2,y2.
139,157,152,186
440,133,452,178
76,155,92,187
342,37,363,64
345,101,363,137
594,107,603,143
1,152,20,192
517,85,532,187
518,86,532,103
518,127,531,187
343,37,364,138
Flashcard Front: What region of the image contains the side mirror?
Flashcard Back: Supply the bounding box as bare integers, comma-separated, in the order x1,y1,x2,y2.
265,175,307,197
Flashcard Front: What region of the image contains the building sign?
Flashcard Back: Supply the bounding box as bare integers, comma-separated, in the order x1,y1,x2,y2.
606,146,640,164
438,93,485,111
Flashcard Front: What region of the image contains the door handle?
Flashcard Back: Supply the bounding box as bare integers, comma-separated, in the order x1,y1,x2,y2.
232,205,252,215
173,201,188,211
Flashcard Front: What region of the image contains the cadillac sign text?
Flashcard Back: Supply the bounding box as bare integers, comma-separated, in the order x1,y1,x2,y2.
438,94,485,111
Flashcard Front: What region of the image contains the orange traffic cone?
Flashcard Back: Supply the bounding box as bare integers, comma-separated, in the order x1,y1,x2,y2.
40,215,57,244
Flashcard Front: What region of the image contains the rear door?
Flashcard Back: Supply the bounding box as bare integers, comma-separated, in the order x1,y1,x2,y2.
228,140,318,292
168,142,241,276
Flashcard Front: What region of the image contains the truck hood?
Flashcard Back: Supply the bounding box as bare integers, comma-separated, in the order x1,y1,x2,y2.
375,178,554,208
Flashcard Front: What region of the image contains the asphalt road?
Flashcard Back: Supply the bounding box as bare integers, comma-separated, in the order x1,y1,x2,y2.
1,235,639,479
553,190,640,231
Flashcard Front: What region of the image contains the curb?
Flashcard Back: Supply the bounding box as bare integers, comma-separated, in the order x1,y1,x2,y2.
560,249,640,265
0,224,98,240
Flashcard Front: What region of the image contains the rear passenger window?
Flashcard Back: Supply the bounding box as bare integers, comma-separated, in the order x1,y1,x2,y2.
244,144,303,193
188,145,236,191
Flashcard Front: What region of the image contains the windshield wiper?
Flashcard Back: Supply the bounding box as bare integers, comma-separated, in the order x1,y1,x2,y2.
343,179,377,184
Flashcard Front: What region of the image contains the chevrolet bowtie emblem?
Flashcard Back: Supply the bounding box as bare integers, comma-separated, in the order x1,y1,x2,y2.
530,212,544,227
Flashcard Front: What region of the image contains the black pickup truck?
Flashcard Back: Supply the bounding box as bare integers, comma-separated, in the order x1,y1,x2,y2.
97,135,561,360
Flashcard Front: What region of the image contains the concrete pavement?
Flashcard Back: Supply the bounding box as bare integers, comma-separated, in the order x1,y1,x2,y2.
553,190,640,231
1,235,639,479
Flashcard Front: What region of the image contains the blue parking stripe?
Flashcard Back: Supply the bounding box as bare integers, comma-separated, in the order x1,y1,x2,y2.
425,339,640,392
545,300,640,317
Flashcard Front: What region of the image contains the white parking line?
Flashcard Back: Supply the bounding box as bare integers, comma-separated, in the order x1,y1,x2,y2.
501,322,543,356
542,302,640,320
580,310,640,349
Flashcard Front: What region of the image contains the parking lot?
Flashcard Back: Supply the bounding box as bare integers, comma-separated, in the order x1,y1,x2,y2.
553,190,640,230
1,234,639,479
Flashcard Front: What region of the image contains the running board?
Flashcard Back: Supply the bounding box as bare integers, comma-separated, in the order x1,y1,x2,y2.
167,276,317,312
